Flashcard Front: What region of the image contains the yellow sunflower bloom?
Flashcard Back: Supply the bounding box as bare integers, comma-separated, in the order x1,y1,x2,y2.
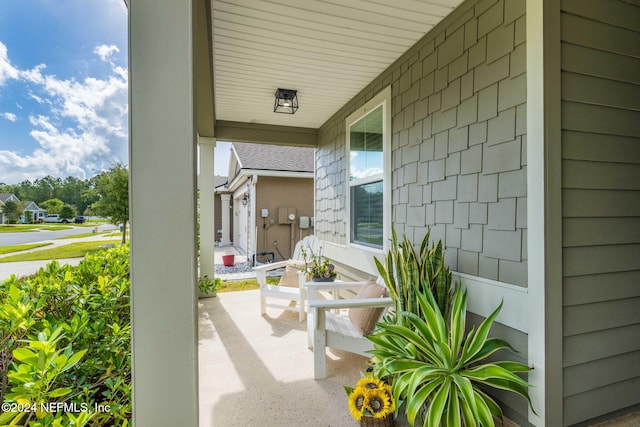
355,376,383,390
365,388,393,419
348,389,367,421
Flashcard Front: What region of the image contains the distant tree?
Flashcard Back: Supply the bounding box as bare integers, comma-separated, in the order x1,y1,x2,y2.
89,164,129,244
2,200,21,224
34,175,62,201
61,176,91,214
40,198,65,214
59,204,76,221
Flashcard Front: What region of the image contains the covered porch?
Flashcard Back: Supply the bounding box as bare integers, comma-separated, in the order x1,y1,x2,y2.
127,0,640,426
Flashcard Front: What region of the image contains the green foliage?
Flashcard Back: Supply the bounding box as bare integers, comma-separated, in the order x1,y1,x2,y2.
375,228,453,322
368,285,534,427
198,275,222,295
59,205,76,221
2,200,21,224
0,245,131,426
1,176,94,215
40,199,65,215
87,164,129,244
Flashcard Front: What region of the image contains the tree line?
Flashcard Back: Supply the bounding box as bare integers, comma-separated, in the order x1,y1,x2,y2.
1,164,129,233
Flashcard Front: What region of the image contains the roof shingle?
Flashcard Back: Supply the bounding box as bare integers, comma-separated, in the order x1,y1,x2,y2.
232,143,314,173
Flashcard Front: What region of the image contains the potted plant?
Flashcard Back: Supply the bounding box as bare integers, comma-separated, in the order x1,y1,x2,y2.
367,285,535,427
345,373,396,426
301,246,336,281
198,274,221,298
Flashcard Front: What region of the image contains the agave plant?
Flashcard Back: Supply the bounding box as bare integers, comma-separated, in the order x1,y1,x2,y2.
367,283,535,427
375,228,452,321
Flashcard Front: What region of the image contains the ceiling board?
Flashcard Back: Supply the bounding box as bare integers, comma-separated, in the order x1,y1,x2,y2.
212,0,464,129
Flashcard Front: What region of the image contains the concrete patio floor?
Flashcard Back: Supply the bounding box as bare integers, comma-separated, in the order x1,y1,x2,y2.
198,289,369,427
197,288,640,427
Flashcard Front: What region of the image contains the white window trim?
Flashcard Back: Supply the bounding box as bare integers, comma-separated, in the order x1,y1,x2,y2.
345,85,392,254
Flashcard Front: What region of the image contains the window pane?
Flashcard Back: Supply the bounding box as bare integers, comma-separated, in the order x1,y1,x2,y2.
351,180,383,247
349,105,383,181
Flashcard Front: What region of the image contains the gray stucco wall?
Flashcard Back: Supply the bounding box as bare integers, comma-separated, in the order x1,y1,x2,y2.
316,0,528,286
560,1,640,425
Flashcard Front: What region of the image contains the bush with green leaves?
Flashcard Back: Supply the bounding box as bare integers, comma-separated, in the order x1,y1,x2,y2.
0,244,131,426
367,284,534,427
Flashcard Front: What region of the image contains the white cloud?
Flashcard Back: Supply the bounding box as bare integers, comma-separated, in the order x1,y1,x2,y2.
1,112,17,122
94,44,119,62
0,43,128,183
0,42,19,85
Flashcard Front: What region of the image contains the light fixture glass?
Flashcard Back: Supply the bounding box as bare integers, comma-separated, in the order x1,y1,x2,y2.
274,88,298,114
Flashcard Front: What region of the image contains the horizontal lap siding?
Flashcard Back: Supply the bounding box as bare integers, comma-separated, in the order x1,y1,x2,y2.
560,1,640,425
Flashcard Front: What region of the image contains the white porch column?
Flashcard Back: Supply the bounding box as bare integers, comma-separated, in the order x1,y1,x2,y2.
527,1,563,425
220,194,231,245
129,0,198,426
199,137,216,278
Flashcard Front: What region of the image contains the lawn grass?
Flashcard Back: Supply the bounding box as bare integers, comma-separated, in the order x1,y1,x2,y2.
217,276,279,293
56,231,115,240
0,225,42,233
0,240,120,263
0,242,53,255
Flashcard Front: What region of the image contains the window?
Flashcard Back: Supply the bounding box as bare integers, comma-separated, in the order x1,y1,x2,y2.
346,87,390,249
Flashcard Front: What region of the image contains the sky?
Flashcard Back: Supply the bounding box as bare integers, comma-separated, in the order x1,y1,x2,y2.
0,0,130,185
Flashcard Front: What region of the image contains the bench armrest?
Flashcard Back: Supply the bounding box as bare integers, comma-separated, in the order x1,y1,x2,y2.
308,297,393,310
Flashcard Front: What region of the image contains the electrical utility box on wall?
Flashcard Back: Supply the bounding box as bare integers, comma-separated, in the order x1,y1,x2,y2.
261,209,269,218
299,216,310,229
278,207,296,224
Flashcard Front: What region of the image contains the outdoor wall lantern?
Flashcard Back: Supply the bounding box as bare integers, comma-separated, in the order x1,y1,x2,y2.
273,88,298,114
241,194,249,206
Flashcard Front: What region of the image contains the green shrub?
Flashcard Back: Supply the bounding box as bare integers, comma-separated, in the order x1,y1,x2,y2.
0,244,131,426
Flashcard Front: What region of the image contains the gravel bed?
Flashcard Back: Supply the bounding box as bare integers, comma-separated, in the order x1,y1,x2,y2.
214,262,284,278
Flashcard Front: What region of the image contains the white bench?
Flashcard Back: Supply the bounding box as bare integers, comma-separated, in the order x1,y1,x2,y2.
306,280,393,379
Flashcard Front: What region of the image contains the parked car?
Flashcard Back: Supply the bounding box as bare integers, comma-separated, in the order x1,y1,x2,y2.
43,214,70,223
43,214,61,223
74,216,87,224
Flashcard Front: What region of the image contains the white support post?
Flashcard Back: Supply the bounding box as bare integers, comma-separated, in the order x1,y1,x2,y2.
199,137,216,279
129,0,198,425
527,1,563,425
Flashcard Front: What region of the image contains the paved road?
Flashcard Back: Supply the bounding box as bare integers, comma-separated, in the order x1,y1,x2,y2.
0,226,121,281
0,224,115,246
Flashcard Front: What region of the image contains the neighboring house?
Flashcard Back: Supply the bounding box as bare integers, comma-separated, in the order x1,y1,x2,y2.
0,193,20,224
127,1,640,426
216,142,315,263
19,201,46,223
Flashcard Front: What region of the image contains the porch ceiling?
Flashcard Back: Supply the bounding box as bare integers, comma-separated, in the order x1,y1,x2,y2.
211,0,464,132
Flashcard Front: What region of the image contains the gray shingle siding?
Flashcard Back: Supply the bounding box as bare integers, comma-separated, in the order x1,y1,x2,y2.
316,0,528,290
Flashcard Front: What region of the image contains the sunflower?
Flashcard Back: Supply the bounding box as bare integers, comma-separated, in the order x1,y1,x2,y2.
355,376,383,390
348,389,367,420
365,388,393,419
